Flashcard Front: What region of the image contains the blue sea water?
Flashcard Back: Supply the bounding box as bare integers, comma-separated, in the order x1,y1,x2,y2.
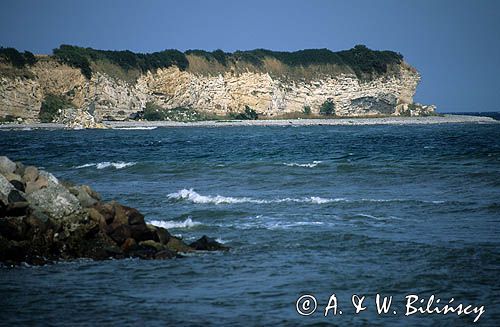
0,123,499,326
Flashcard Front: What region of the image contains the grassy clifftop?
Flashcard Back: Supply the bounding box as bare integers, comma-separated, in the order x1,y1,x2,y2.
1,44,405,82
51,44,404,82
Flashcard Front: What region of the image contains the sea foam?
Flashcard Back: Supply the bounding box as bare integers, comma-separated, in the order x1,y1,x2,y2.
167,189,446,206
75,161,137,169
283,160,322,168
149,217,200,229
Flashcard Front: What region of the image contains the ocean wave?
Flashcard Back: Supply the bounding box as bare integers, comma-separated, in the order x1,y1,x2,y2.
114,127,157,130
167,189,446,206
149,217,201,229
167,189,342,205
74,161,137,169
283,160,322,168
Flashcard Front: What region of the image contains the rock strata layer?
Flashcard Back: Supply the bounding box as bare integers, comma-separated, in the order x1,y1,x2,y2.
1,54,435,127
0,156,227,265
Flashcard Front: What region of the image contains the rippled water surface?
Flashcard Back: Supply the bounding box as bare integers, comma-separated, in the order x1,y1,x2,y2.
1,124,499,326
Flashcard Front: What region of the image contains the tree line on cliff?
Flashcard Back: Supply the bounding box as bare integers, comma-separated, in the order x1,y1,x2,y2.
1,44,403,81
53,44,402,80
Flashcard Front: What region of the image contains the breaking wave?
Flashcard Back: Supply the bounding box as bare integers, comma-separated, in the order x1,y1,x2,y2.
166,189,340,205
283,160,322,168
167,189,447,206
149,217,201,229
75,161,137,169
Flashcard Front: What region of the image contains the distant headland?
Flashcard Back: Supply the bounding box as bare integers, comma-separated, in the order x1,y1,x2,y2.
0,44,437,128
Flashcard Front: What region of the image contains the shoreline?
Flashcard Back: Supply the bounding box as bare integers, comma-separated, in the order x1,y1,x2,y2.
0,115,497,130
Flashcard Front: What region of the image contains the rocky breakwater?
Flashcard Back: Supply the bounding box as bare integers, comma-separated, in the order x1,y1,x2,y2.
0,156,227,265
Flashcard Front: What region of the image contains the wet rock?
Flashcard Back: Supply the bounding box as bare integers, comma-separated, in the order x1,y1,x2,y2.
0,156,16,175
22,166,39,183
93,202,115,224
0,157,228,264
190,235,229,251
0,199,6,217
155,249,177,259
111,202,128,225
130,224,158,242
0,217,26,241
6,201,29,217
166,237,193,253
108,224,131,245
139,240,165,252
126,207,145,225
153,226,171,244
121,237,137,253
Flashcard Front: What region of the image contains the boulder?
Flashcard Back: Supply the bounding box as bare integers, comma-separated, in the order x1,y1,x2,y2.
81,185,101,201
75,186,98,207
93,202,115,224
0,159,229,264
6,201,29,217
4,172,22,183
0,156,16,175
0,174,14,204
166,237,193,253
111,202,128,225
10,180,25,192
108,224,131,245
37,170,59,187
14,162,25,176
26,184,81,220
130,224,158,242
154,226,171,244
155,249,177,259
22,166,39,183
139,240,165,252
190,235,229,251
125,207,145,225
0,217,26,241
121,237,137,253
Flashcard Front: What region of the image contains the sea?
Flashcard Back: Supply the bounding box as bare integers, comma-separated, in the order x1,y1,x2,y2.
0,121,499,326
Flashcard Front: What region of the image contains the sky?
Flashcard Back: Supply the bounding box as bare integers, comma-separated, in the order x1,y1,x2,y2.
1,0,499,112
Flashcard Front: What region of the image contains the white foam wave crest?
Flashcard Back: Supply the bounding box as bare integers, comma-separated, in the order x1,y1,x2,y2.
167,189,341,205
167,189,445,206
114,127,157,130
75,161,137,169
149,217,201,229
283,160,322,168
215,237,228,244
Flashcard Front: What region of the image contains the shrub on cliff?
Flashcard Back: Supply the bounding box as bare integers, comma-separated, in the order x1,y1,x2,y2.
53,45,189,79
186,49,228,66
0,47,37,68
39,94,73,123
231,106,259,120
319,100,336,115
303,106,312,115
143,102,164,121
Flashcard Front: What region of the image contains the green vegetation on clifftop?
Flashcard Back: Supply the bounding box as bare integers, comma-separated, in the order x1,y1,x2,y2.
50,44,403,81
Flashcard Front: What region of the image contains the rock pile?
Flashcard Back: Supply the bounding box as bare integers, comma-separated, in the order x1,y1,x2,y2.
0,156,227,265
53,108,107,129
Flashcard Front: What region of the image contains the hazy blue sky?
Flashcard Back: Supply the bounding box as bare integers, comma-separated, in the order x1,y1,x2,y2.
1,0,499,112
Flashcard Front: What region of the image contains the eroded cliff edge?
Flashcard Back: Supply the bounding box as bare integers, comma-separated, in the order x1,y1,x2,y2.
0,45,435,125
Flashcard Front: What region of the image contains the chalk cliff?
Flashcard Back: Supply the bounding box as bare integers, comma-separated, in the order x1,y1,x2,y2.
0,45,435,124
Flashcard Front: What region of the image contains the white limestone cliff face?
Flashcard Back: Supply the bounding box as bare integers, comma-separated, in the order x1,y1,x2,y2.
0,58,435,123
